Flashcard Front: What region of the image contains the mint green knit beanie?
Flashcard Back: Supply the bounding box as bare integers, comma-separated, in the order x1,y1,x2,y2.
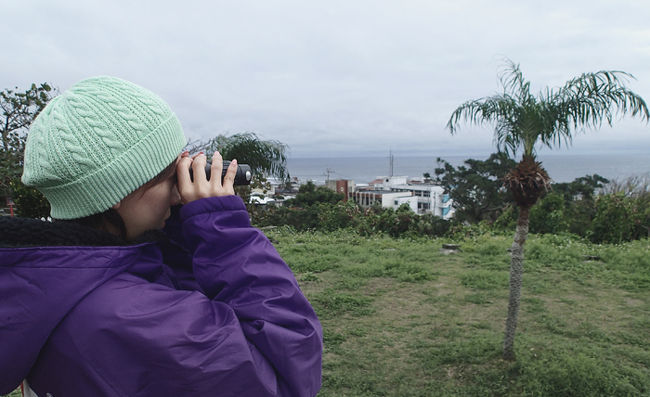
22,76,187,219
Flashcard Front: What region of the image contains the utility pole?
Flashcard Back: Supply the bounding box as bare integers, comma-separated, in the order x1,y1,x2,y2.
325,168,335,183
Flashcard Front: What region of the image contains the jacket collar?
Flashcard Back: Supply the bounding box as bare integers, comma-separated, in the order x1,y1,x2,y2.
0,216,165,248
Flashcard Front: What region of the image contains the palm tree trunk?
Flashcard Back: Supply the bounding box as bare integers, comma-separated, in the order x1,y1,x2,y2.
503,204,530,360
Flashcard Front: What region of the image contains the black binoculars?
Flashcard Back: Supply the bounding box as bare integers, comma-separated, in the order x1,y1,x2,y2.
189,161,252,186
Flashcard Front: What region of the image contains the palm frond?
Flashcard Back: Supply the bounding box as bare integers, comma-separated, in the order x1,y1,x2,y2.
187,132,289,179
447,61,649,160
553,70,649,129
447,94,518,133
499,59,533,104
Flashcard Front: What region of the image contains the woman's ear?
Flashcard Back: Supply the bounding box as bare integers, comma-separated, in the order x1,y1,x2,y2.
112,201,122,210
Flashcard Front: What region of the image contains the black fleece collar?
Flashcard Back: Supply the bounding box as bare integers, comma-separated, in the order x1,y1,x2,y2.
0,217,164,248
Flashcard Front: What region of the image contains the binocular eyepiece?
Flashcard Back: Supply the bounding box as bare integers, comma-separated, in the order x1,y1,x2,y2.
189,161,252,186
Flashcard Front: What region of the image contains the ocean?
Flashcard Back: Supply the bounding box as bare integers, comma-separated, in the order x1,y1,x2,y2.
286,152,650,185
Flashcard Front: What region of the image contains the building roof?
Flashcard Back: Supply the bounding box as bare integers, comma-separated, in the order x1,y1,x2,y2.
391,184,444,191
353,189,396,194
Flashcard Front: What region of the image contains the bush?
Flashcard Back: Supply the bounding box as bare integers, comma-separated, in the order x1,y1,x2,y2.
253,200,450,238
589,193,649,243
317,201,362,232
529,192,568,234
565,198,596,237
492,189,649,244
493,204,517,231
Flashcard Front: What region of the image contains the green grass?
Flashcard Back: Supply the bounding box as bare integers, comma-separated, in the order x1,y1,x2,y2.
5,230,648,396
269,228,649,397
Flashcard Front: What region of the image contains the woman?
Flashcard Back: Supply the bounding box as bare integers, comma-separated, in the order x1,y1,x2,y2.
0,76,322,396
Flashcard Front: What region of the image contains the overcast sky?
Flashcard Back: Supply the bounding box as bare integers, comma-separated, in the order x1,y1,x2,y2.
3,0,649,157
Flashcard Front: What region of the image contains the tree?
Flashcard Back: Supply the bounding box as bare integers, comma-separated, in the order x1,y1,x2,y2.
285,181,344,207
187,132,289,203
1,83,54,198
187,132,288,179
434,152,516,223
447,59,649,360
9,178,50,218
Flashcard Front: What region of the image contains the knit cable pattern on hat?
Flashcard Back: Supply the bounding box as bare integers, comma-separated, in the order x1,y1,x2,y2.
22,76,187,219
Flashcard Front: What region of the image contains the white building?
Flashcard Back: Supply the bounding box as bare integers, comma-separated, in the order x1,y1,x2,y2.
349,190,418,213
359,176,454,219
390,184,454,219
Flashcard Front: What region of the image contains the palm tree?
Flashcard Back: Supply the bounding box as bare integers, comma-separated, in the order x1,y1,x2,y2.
187,132,289,179
447,60,649,360
187,132,289,203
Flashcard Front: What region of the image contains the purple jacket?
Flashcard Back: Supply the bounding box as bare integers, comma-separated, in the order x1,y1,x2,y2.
0,195,322,396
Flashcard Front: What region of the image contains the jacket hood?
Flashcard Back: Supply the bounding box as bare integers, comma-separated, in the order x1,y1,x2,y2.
0,216,163,394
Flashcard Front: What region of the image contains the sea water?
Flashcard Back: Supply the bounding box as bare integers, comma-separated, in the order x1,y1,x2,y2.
286,152,650,184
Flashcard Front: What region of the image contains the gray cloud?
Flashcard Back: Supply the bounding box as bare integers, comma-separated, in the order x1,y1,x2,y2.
2,0,649,157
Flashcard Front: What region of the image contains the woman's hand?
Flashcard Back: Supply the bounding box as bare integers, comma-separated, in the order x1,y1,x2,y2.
176,151,238,204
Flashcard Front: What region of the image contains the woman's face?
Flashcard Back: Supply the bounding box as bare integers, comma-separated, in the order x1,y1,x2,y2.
114,161,181,240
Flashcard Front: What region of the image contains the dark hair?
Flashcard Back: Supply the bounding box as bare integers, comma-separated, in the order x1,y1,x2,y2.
54,160,177,241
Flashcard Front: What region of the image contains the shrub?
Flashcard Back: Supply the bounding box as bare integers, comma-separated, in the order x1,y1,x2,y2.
317,201,361,231
589,193,648,243
253,200,450,238
528,192,568,234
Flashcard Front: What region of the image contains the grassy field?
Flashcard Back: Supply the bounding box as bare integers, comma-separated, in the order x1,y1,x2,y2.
269,229,649,397
4,230,648,396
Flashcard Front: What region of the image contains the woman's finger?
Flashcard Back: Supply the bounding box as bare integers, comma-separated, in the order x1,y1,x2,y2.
210,151,223,188
222,159,237,194
176,155,193,193
192,152,208,185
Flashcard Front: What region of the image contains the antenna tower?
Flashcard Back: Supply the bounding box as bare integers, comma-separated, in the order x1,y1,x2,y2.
325,168,335,183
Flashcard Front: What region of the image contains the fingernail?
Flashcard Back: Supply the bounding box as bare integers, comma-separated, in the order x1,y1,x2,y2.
233,159,237,165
